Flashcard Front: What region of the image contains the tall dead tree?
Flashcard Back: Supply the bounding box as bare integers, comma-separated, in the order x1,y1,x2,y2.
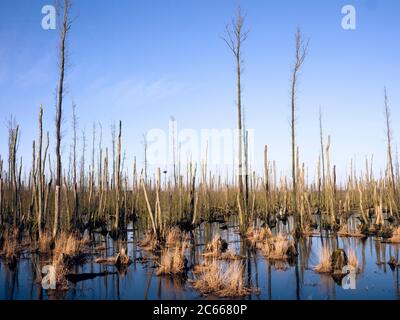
114,121,122,231
54,0,72,238
384,87,396,194
290,28,309,214
36,106,44,238
142,133,148,184
222,7,249,227
319,106,326,206
8,117,19,226
71,102,79,225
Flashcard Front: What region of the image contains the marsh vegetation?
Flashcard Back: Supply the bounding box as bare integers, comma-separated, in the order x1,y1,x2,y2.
1,2,400,299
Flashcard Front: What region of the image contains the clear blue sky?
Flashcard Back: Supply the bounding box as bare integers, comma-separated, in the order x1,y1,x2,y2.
0,0,399,182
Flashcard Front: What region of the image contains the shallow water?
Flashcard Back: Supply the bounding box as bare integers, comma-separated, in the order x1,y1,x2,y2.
1,219,400,300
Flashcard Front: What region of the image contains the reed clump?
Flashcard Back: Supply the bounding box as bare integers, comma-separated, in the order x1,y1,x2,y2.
139,231,160,251
156,242,187,276
191,259,255,297
314,247,332,273
203,234,228,258
37,232,52,253
259,233,297,260
388,227,400,243
0,228,19,259
337,223,364,238
54,232,83,257
166,227,190,247
246,226,272,247
347,249,359,272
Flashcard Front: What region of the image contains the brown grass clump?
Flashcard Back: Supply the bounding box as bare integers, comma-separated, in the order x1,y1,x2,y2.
220,249,242,260
314,247,332,273
51,254,70,289
139,231,159,251
0,229,18,258
259,233,296,260
389,227,400,243
203,234,228,258
156,243,187,276
246,226,272,247
48,232,90,289
38,232,52,253
347,249,359,272
301,224,319,236
193,262,210,274
54,232,82,257
337,224,364,238
165,227,189,247
191,260,255,297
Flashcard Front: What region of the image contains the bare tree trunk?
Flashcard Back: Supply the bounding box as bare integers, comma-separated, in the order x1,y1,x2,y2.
8,119,19,226
223,7,249,230
29,141,36,225
54,0,72,239
384,87,396,195
72,102,79,226
143,134,148,185
36,107,44,238
290,28,309,219
114,121,122,231
319,106,326,208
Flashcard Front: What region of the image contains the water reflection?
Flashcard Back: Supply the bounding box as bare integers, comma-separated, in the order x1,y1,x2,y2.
1,220,400,300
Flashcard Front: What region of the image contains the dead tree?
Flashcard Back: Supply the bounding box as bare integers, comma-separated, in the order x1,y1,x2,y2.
114,121,122,231
222,7,249,228
142,134,148,184
8,117,19,226
54,0,72,239
319,106,326,207
384,87,396,195
290,28,309,214
71,102,79,226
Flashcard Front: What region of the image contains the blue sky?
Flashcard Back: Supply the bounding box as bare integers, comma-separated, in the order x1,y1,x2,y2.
0,0,399,181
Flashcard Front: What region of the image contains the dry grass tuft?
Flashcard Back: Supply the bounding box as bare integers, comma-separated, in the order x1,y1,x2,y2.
389,227,400,243
38,232,52,253
54,232,82,257
165,227,189,247
314,247,332,273
246,226,272,247
347,249,359,271
191,260,255,297
220,249,242,260
259,233,296,260
337,223,364,238
139,232,159,251
0,229,19,258
202,234,228,258
302,224,319,236
156,243,187,276
49,232,89,289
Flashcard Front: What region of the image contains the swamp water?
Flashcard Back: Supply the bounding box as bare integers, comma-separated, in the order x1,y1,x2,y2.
1,218,400,300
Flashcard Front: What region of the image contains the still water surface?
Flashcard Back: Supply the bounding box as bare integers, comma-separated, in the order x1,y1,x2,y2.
1,220,399,300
